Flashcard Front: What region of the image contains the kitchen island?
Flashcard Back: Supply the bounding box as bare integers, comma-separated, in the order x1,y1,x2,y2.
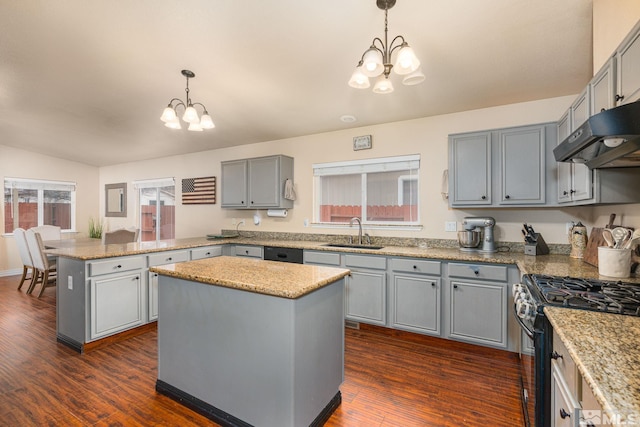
150,256,350,427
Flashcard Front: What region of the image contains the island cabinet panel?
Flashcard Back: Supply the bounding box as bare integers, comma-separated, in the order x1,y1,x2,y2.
156,275,345,427
89,256,144,276
147,250,189,267
190,245,223,260
90,271,144,340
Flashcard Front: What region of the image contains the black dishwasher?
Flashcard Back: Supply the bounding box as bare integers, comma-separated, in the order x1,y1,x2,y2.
263,246,304,264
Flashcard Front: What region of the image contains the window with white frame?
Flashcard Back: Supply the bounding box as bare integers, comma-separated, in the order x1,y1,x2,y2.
3,177,76,234
313,155,420,226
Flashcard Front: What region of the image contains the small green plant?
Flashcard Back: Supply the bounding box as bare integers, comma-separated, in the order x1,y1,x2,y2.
88,217,104,239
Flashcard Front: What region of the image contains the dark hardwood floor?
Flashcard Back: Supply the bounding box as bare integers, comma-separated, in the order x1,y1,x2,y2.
0,275,524,426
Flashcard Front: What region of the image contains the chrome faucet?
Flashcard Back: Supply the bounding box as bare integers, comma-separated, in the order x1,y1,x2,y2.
350,217,363,245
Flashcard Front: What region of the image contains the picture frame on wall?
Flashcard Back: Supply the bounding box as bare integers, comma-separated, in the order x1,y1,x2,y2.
353,135,372,151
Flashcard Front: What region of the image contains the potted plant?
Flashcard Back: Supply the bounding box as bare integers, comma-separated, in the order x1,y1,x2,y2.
88,217,104,239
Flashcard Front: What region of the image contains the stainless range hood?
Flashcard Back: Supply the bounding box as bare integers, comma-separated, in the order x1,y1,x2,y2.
553,101,640,168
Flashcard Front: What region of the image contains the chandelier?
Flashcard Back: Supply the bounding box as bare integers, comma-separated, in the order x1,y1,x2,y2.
160,70,215,131
348,0,424,94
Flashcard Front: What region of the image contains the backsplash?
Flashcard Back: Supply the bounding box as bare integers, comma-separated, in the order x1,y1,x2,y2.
221,230,571,255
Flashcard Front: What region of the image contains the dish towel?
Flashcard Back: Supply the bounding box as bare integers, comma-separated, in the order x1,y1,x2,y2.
284,179,297,201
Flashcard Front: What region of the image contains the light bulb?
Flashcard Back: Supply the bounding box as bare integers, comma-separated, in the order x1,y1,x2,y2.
361,48,384,77
160,106,176,123
373,75,394,94
402,67,425,86
188,122,204,132
200,113,215,129
394,45,420,75
182,105,199,124
164,116,181,129
348,66,370,89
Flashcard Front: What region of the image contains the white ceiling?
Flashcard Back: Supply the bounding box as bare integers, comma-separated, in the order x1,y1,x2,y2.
0,0,593,167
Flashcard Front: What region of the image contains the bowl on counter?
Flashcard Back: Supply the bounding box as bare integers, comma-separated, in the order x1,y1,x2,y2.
457,230,481,248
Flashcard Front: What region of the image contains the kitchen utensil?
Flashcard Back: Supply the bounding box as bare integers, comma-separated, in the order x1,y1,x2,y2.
602,228,615,247
607,213,616,229
617,229,632,249
611,227,630,248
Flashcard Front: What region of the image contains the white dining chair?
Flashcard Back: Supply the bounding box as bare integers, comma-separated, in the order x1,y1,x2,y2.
30,225,62,241
13,228,35,291
24,230,57,297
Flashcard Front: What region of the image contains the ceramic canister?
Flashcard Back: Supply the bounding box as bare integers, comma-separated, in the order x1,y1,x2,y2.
570,222,587,259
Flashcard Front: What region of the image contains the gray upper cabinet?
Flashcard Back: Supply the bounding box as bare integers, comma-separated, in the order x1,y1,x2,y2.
616,20,640,105
220,159,248,208
449,123,553,208
221,155,294,210
590,58,616,114
499,125,546,205
449,132,492,206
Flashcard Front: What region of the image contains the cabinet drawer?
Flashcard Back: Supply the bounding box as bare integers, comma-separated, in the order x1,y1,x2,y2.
304,250,341,266
191,246,223,260
234,245,263,258
390,258,440,275
89,256,144,277
553,330,578,397
448,263,507,281
148,250,189,267
345,254,387,270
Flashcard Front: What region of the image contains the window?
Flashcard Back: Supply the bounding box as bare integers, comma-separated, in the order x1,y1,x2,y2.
133,178,175,242
4,177,76,234
313,155,420,226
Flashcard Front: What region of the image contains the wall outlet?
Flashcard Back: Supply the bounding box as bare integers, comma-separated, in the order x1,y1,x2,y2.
445,221,457,232
67,275,73,290
231,218,237,226
303,218,309,227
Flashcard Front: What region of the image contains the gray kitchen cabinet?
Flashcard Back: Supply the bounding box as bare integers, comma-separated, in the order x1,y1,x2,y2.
147,249,190,322
230,244,263,259
570,86,590,130
447,263,509,349
190,245,223,260
220,159,248,208
344,254,387,326
221,155,294,210
590,57,616,114
616,20,640,105
499,125,546,205
303,250,341,267
90,272,143,340
556,107,592,203
389,258,441,336
449,123,554,207
449,131,492,206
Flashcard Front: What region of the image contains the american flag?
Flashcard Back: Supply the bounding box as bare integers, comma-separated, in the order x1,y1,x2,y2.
181,176,216,204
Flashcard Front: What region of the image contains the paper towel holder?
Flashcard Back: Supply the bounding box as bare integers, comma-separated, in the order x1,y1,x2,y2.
267,209,288,218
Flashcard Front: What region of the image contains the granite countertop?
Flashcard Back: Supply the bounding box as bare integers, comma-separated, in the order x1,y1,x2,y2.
150,256,350,299
45,235,638,282
544,306,640,426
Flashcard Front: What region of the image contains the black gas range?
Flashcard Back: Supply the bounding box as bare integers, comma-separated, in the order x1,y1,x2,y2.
513,274,640,427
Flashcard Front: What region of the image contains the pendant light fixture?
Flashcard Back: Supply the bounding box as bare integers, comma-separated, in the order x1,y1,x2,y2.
348,0,424,93
160,70,215,131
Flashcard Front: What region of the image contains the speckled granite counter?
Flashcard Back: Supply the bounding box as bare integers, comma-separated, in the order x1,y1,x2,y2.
150,256,350,298
545,307,640,426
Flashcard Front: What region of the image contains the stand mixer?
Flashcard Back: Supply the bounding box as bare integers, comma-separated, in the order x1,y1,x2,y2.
459,217,496,253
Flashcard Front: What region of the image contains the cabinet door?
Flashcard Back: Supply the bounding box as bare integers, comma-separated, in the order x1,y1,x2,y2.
499,126,545,204
570,87,590,130
248,156,280,207
591,58,616,114
391,274,440,335
221,160,248,208
90,272,144,339
557,111,573,203
345,270,386,325
551,361,580,427
616,26,640,105
449,132,491,205
449,280,507,348
570,163,592,202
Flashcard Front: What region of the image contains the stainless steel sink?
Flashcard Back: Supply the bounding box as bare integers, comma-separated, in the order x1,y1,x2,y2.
323,243,384,250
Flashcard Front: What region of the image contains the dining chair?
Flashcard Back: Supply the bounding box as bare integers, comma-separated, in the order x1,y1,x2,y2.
24,230,57,297
13,228,35,291
30,225,62,241
103,228,137,245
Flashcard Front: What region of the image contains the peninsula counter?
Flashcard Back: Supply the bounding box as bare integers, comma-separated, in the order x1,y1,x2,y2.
151,256,350,427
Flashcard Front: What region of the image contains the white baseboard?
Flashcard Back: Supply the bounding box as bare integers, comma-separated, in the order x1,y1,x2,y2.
0,269,21,277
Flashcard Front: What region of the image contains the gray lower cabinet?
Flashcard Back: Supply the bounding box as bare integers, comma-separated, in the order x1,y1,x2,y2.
344,254,387,326
228,244,263,259
446,262,511,349
90,271,144,339
389,258,441,335
147,249,190,322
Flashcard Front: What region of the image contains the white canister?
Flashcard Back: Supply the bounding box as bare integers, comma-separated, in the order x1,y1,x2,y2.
597,246,632,278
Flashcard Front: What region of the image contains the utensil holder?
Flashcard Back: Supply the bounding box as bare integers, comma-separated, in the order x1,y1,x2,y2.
524,233,549,256
598,247,631,278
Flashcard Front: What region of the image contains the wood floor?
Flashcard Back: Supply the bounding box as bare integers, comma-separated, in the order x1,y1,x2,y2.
0,275,524,426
